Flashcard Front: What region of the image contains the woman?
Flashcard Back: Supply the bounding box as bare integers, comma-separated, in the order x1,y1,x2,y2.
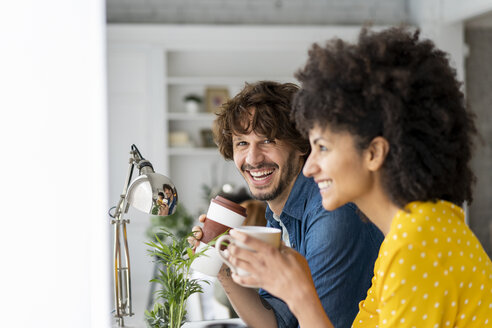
226,27,492,327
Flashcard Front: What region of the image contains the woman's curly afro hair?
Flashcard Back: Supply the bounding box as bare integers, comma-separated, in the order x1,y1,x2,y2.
292,27,477,208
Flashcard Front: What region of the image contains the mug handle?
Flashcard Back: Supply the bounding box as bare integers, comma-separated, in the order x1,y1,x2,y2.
215,235,238,274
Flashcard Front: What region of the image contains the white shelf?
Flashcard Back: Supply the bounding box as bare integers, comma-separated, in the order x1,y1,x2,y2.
168,112,215,120
167,76,296,85
168,147,220,156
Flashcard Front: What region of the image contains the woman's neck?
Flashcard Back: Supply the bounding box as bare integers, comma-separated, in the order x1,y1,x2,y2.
355,185,400,236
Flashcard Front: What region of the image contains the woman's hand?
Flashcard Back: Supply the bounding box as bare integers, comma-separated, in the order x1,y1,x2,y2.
227,229,334,327
227,229,317,305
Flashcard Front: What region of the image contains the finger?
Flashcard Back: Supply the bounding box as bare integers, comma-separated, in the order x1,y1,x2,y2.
229,254,259,276
231,273,261,289
279,244,291,254
277,245,304,265
187,236,200,249
229,229,276,253
191,226,203,240
228,244,260,265
198,214,207,223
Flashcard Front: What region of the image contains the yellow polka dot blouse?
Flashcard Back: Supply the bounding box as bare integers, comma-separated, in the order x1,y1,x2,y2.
352,200,492,327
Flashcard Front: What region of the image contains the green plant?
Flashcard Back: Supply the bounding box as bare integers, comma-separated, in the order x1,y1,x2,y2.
145,229,209,328
183,94,202,103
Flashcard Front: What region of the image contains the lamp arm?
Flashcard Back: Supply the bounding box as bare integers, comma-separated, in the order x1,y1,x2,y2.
131,144,145,160
122,221,133,316
110,144,163,327
112,148,141,326
112,219,133,327
114,145,143,219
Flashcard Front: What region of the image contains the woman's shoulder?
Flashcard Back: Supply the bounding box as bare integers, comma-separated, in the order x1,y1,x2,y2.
382,200,466,259
391,200,464,235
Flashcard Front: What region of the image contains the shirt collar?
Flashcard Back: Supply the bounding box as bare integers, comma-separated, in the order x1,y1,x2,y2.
265,172,315,222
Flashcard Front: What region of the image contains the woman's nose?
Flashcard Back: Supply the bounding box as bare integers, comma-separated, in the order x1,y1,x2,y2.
303,152,318,177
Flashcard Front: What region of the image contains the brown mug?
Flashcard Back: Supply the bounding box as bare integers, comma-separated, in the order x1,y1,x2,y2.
190,196,247,277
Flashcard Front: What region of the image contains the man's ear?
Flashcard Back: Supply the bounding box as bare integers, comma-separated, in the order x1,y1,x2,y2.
365,137,390,171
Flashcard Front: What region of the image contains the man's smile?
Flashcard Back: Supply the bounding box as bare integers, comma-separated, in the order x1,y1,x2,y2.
249,168,275,181
242,164,278,187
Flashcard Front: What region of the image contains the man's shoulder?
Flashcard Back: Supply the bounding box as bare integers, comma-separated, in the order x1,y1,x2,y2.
291,174,323,205
285,174,362,230
303,200,359,224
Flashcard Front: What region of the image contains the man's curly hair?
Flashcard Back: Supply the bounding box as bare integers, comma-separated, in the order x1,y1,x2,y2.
292,27,477,208
213,81,310,161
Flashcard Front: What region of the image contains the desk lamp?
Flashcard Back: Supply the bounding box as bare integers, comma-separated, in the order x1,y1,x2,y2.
109,144,177,327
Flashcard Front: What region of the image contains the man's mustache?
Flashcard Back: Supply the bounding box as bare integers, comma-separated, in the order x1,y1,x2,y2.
241,163,278,171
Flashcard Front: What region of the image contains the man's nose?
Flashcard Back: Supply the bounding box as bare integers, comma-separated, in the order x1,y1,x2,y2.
245,144,264,166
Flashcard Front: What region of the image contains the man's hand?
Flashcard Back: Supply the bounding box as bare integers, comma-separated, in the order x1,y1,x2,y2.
187,214,207,249
157,203,169,216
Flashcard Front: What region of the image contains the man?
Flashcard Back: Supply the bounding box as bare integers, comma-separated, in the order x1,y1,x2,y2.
163,183,176,215
192,81,383,328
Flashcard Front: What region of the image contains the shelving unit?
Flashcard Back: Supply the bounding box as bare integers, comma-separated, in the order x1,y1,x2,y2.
167,76,295,85
107,24,362,216
167,112,215,120
168,147,219,156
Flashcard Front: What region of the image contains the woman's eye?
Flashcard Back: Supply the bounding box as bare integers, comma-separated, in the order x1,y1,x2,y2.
319,145,328,151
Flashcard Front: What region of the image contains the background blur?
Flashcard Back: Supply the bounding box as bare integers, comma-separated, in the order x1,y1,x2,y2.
1,1,491,327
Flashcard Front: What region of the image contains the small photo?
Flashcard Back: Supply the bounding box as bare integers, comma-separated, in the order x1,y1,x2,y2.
205,87,229,113
200,129,217,148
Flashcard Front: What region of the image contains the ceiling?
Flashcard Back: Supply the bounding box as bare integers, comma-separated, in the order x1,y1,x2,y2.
106,0,409,25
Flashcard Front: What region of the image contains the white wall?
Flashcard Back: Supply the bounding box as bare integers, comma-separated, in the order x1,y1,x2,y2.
408,0,492,84
0,1,110,327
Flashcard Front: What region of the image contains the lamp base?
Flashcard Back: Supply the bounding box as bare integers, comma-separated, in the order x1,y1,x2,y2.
112,317,135,328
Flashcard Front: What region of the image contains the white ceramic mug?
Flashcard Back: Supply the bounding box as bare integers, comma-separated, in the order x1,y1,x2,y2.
190,196,246,277
215,226,281,282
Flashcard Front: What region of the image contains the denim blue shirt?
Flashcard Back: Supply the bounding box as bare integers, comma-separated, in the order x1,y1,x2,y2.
259,172,383,328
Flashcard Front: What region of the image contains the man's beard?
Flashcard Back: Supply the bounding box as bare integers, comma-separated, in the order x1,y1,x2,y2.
244,151,301,201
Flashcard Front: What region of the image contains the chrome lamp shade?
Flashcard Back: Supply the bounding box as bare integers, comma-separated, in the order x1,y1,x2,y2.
127,172,174,214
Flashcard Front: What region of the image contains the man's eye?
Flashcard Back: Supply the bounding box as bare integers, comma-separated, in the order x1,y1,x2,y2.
236,141,247,146
263,139,275,144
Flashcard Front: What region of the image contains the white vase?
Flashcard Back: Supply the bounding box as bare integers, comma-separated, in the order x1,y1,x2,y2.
185,100,200,113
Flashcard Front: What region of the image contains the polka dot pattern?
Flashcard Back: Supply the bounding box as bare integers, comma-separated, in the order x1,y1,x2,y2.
352,200,492,327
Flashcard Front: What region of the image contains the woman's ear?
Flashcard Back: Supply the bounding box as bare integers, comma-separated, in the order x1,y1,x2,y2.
365,137,390,171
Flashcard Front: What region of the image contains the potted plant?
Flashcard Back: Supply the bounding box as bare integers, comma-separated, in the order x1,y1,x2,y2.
183,94,202,113
145,229,210,328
